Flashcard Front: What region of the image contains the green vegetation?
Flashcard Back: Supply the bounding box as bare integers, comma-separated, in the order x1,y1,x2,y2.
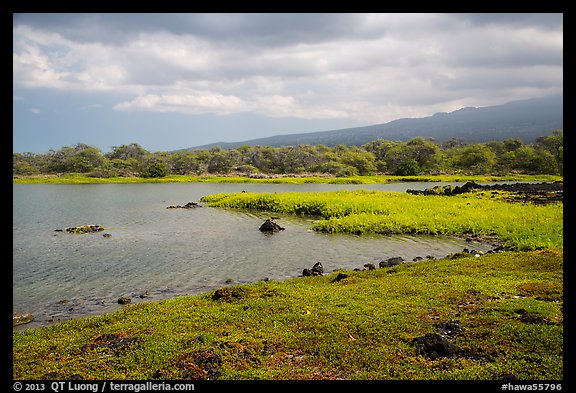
12,173,562,185
13,130,563,178
201,190,562,251
13,250,563,380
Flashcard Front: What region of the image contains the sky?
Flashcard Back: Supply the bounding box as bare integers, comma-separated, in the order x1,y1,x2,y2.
13,13,563,153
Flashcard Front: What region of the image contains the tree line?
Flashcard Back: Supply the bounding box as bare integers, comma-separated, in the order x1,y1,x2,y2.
13,130,563,178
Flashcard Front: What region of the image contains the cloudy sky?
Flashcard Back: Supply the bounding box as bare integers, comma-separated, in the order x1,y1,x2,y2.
13,13,563,153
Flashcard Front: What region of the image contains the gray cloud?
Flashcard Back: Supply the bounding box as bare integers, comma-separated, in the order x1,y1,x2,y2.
13,13,385,46
13,13,563,125
455,13,563,29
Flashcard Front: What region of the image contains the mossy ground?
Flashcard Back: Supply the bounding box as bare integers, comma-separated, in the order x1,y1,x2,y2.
13,250,562,380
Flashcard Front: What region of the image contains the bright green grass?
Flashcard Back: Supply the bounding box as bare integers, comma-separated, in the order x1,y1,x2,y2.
13,250,563,380
201,190,563,251
12,173,562,184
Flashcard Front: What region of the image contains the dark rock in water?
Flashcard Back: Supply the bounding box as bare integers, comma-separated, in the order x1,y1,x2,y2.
103,233,112,238
259,219,285,232
379,257,405,268
13,312,34,326
117,296,131,305
412,333,460,359
364,263,376,270
167,202,201,209
66,225,105,234
302,262,324,277
311,262,324,275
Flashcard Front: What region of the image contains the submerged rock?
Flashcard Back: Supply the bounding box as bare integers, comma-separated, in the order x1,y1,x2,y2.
167,202,201,209
13,312,34,326
66,225,105,234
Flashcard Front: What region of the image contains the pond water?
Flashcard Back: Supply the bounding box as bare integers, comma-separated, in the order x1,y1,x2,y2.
13,182,495,330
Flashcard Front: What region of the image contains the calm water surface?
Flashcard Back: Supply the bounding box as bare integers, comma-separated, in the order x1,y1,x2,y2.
13,182,494,330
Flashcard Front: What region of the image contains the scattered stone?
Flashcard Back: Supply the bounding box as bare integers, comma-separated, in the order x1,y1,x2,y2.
435,321,464,339
412,333,461,360
259,219,285,232
103,233,112,238
82,333,138,351
117,296,131,305
364,263,376,270
189,349,222,380
225,278,235,284
139,291,151,299
379,257,405,268
332,272,349,282
212,287,245,301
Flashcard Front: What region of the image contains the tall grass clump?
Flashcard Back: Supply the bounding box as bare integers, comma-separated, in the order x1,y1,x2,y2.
201,190,562,251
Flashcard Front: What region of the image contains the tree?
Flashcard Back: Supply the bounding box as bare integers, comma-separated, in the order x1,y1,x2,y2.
534,130,563,175
106,143,148,162
455,145,497,174
394,158,420,176
338,147,377,175
140,156,169,178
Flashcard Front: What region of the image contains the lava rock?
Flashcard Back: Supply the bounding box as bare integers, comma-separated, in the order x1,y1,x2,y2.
259,219,285,232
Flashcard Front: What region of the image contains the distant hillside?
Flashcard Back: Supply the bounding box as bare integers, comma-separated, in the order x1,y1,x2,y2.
182,94,563,150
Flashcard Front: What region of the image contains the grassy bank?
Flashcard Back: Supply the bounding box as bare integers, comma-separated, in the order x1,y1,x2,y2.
13,179,563,380
12,173,563,184
13,250,563,380
201,190,563,251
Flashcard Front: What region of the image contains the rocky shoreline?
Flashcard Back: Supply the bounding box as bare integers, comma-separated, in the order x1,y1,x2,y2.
407,181,563,204
12,240,506,328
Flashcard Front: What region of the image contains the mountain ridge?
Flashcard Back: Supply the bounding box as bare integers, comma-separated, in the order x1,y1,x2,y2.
179,94,563,151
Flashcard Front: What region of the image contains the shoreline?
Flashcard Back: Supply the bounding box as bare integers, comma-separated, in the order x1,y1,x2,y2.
12,173,563,185
13,233,500,332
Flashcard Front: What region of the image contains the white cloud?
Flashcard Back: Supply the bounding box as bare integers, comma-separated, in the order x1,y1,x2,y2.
114,92,253,115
